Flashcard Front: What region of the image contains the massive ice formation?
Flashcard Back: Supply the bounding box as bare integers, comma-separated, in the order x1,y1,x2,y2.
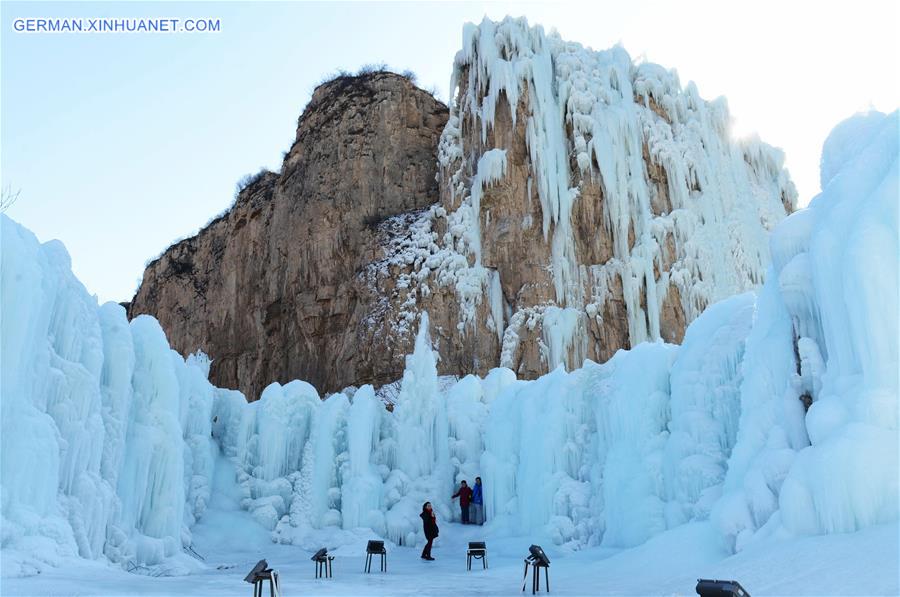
213,314,475,549
713,110,899,550
1,216,220,576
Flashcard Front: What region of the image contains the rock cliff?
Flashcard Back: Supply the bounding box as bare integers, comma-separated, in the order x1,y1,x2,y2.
130,72,449,399
130,18,796,399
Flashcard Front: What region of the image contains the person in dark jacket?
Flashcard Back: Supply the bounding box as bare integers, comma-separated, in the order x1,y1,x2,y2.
451,480,473,524
471,476,484,525
420,502,438,560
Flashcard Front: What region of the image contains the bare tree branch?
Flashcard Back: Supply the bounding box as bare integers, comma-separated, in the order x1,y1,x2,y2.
1,185,21,212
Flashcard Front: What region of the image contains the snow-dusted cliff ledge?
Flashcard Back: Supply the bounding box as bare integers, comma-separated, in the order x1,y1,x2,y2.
1,107,895,578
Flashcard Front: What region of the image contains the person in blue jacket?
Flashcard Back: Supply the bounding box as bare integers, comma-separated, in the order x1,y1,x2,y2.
471,476,484,525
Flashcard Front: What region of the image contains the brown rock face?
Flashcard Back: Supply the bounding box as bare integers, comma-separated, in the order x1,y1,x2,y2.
131,21,796,400
130,73,449,399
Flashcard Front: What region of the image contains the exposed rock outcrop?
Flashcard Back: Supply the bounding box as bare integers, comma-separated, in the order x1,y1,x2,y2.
130,72,449,399
131,19,796,400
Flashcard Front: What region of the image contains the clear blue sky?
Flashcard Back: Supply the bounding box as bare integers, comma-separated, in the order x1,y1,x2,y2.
3,1,897,302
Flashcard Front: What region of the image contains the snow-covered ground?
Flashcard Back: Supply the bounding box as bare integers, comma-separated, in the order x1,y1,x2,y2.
4,446,897,596
4,437,896,595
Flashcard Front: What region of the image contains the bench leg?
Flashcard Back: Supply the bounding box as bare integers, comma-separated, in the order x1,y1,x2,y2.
522,562,529,592
545,566,550,593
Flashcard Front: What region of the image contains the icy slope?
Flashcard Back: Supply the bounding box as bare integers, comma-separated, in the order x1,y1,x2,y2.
1,215,221,576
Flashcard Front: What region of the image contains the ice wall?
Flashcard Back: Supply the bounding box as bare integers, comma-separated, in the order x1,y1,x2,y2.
663,293,756,524
714,110,899,551
1,215,218,577
483,307,750,549
213,314,470,549
221,308,745,551
482,342,680,548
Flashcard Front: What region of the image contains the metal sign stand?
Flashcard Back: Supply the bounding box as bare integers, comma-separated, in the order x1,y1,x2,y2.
521,545,550,594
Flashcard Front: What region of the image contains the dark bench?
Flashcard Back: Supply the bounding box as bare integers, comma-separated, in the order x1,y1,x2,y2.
467,541,487,570
364,540,386,573
696,579,750,597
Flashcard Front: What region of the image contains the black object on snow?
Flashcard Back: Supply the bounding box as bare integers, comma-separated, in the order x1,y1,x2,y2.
312,548,334,579
522,545,550,594
467,541,487,571
696,579,751,597
243,559,280,596
365,540,387,573
243,560,268,583
528,544,550,567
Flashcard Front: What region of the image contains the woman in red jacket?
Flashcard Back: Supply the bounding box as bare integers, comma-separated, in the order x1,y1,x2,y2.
420,502,438,560
452,480,473,524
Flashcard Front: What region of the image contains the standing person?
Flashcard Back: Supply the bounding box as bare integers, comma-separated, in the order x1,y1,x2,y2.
471,476,484,525
420,502,438,560
451,480,473,524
